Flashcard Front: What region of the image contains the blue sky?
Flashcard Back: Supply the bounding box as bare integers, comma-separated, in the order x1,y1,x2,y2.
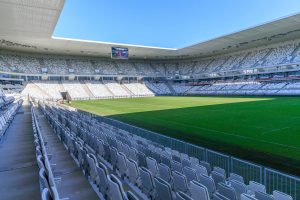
54,0,300,49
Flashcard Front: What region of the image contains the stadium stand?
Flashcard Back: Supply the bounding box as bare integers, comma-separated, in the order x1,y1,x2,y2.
2,4,300,199
27,100,293,200
1,40,300,77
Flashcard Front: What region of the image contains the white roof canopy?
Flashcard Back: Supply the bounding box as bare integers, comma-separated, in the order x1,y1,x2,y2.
0,0,300,60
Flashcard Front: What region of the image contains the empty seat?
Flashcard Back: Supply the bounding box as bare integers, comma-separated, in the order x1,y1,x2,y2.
189,180,210,200
86,153,99,185
213,166,226,177
161,155,172,168
128,147,138,162
176,191,194,200
247,181,266,195
218,183,236,200
190,157,199,166
172,171,189,193
230,180,247,200
139,167,155,198
126,158,140,185
183,166,197,183
126,191,139,200
137,152,147,167
42,188,51,200
211,171,226,186
158,163,172,183
272,190,293,200
198,174,216,197
96,161,109,197
154,177,174,200
96,139,105,157
146,157,158,175
107,174,126,200
213,192,231,200
228,173,245,183
255,191,275,200
199,161,211,174
110,147,118,169
182,158,191,168
39,168,50,191
194,164,208,179
171,160,183,173
117,152,127,177
241,193,259,200
151,151,161,163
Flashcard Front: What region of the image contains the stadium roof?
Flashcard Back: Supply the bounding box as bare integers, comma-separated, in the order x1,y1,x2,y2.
0,0,300,60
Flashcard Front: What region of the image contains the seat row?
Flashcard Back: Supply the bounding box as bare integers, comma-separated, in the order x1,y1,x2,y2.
42,103,142,200
31,105,68,200
0,99,22,138
41,102,293,200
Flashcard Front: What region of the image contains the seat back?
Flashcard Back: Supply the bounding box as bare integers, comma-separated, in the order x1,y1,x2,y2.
107,174,126,200
199,161,211,174
241,193,259,200
158,163,172,183
182,158,191,168
189,180,210,200
183,166,197,182
230,180,247,200
126,158,139,185
39,168,50,190
218,183,236,200
198,174,216,197
213,166,226,177
255,191,275,200
211,171,226,185
213,192,231,200
161,155,172,168
247,181,266,195
146,157,158,175
171,160,183,173
96,139,105,157
117,152,127,176
41,188,51,200
137,152,147,167
228,173,244,183
86,153,98,182
109,146,118,168
96,161,109,196
154,177,174,200
194,164,208,179
128,147,138,162
126,191,139,200
172,171,188,193
273,190,293,200
190,157,199,166
139,167,155,197
176,191,194,200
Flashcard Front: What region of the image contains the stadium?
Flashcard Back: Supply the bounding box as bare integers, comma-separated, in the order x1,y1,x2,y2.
0,0,300,200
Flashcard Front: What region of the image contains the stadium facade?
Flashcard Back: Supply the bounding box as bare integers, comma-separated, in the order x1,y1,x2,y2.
0,1,300,200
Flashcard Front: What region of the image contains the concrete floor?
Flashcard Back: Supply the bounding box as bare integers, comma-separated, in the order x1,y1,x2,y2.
35,108,100,200
0,105,41,200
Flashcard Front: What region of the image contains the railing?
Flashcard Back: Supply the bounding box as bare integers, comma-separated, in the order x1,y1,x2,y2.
79,109,300,199
264,168,300,200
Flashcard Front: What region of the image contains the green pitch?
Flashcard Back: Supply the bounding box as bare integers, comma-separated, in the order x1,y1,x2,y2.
69,96,300,174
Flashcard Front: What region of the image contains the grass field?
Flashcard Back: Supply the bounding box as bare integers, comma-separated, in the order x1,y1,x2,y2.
69,96,300,175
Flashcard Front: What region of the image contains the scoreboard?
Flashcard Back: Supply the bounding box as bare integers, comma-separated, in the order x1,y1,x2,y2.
111,47,129,59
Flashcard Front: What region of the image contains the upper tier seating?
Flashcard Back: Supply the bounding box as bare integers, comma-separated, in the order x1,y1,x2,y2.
1,39,300,76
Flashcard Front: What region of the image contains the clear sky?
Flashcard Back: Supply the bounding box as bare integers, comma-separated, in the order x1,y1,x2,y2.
53,0,300,49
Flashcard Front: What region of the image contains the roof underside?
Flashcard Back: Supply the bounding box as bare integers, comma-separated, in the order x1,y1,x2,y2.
0,0,300,60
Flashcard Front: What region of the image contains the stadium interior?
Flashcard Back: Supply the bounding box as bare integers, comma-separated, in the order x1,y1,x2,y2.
0,0,300,200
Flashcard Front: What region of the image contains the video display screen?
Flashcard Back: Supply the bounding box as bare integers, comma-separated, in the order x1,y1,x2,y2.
111,47,129,59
